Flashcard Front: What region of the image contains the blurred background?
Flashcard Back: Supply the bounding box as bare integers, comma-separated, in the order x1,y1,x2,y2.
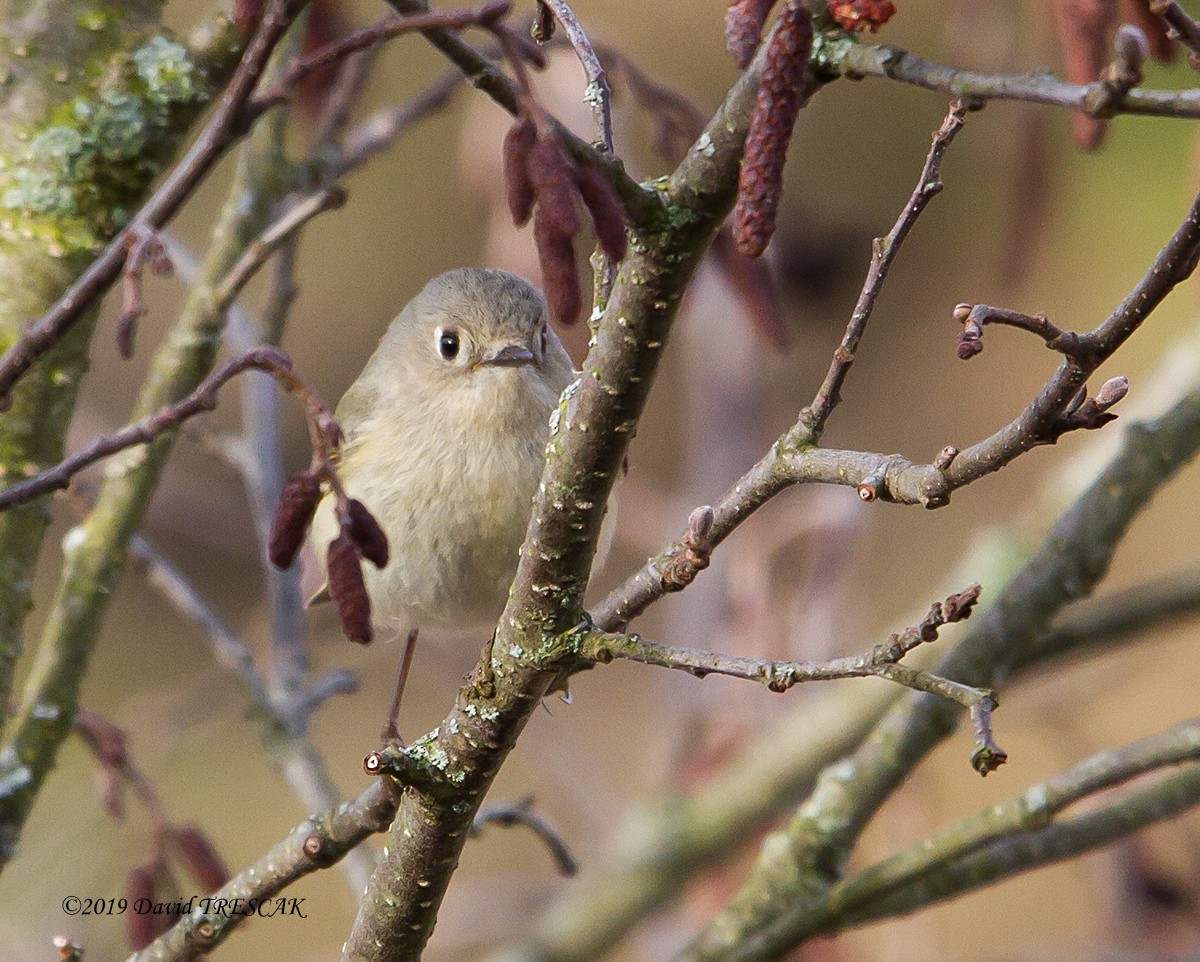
4,1,1200,959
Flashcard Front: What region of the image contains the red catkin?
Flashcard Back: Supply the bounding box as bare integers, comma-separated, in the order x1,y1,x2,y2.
268,471,322,569
326,533,373,644
726,0,780,68
533,205,583,325
125,863,172,949
172,824,231,892
527,135,581,240
345,498,389,569
503,115,538,226
572,163,629,262
734,0,813,258
1052,0,1118,149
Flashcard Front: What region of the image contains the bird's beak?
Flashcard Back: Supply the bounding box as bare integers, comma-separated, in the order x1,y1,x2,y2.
477,344,537,368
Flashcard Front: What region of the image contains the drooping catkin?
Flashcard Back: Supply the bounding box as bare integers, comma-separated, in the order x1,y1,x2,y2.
171,824,230,892
533,204,583,325
726,0,779,68
572,163,629,262
501,114,630,323
346,498,389,569
1051,0,1118,149
125,863,171,949
734,0,813,257
527,135,582,240
268,471,322,569
326,533,373,644
503,115,538,226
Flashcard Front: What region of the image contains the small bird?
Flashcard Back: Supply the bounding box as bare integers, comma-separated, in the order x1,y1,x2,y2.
308,268,577,697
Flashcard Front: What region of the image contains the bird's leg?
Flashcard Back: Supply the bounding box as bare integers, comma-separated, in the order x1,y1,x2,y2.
380,627,419,746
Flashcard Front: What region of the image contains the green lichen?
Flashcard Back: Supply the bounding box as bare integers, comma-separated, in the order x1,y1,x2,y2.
810,32,857,77
0,33,208,254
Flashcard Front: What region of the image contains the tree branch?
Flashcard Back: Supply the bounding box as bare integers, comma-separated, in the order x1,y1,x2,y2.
676,375,1200,962
470,797,579,877
124,781,399,962
382,0,655,221
598,167,1200,630
0,347,338,514
337,14,789,961
825,35,1200,119
803,716,1200,936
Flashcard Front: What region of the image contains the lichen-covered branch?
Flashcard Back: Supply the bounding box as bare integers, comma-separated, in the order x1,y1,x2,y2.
337,15,785,962
0,0,300,405
0,0,245,756
0,48,304,869
799,716,1200,936
125,780,399,962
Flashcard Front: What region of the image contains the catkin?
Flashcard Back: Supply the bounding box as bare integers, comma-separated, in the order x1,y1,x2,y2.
734,1,813,258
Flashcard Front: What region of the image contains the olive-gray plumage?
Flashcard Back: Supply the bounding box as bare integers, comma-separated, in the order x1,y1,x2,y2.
310,268,575,633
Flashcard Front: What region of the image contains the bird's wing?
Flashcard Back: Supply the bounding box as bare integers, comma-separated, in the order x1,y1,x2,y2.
333,377,381,452
306,582,332,608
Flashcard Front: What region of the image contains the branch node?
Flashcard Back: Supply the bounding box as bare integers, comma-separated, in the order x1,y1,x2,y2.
661,505,715,590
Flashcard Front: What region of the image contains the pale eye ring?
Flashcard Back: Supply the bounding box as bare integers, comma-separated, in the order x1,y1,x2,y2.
437,328,460,361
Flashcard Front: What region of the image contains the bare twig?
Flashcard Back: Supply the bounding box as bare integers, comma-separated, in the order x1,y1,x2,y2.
250,1,511,112
598,135,1200,631
126,780,400,962
335,70,465,178
471,797,579,876
581,585,1001,771
0,348,336,512
675,376,1200,962
118,229,173,360
828,38,1200,120
537,0,613,152
954,303,1083,360
383,0,654,219
802,101,967,439
0,0,302,409
211,186,346,308
1150,0,1200,64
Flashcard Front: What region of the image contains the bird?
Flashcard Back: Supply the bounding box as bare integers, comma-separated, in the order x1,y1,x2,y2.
307,268,579,722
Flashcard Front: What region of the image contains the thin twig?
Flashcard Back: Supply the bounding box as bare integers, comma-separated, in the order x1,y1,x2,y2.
212,186,346,308
1150,0,1200,64
0,348,337,512
471,797,579,876
538,0,613,152
597,122,1200,630
802,101,968,440
829,38,1200,120
536,1,616,296
249,1,511,112
335,70,465,178
383,0,654,218
581,585,1001,771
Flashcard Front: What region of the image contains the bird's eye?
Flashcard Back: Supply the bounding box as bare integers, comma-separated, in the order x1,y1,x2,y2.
437,329,460,361
539,326,548,357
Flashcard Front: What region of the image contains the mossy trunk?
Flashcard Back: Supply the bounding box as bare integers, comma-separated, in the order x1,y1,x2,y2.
0,0,243,859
